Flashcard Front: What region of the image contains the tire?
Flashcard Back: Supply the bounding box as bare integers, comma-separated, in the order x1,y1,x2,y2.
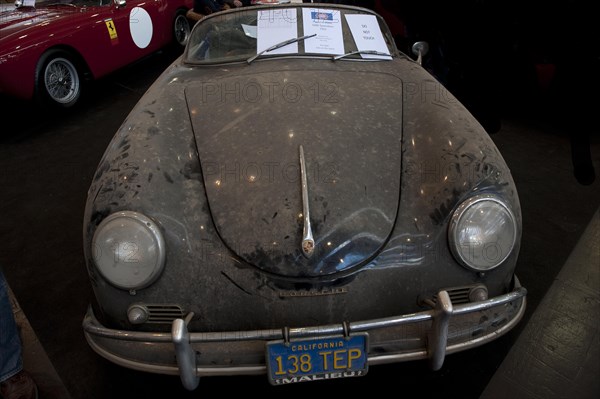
173,10,191,48
35,50,82,108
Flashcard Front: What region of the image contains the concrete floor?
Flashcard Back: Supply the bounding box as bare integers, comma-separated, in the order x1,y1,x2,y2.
482,207,599,399
1,48,599,398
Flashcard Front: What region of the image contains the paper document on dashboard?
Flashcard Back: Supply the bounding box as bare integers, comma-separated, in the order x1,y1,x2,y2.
257,9,299,55
242,24,257,39
345,14,392,60
302,9,344,55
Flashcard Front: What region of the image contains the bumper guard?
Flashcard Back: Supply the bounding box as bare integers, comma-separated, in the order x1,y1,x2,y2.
83,280,527,390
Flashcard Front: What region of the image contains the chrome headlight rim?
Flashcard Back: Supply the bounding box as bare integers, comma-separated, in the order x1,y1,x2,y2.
448,194,517,272
92,211,166,290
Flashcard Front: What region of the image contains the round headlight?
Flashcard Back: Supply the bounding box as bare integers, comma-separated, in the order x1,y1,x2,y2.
92,211,166,290
448,195,517,271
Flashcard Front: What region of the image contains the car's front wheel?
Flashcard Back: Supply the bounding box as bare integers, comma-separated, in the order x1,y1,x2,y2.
173,10,191,47
35,50,82,108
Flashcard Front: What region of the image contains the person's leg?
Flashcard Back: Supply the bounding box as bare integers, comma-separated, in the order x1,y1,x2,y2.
571,131,596,186
0,271,22,384
554,60,597,186
0,271,37,399
195,0,220,14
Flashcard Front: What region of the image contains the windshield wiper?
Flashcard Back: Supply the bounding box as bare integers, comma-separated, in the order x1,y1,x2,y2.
332,50,391,61
247,33,316,64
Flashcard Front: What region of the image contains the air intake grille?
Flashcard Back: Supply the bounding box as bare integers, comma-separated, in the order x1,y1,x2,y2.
146,304,184,324
430,285,482,305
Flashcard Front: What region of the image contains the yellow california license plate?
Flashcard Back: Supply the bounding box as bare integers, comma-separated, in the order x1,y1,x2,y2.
266,334,368,385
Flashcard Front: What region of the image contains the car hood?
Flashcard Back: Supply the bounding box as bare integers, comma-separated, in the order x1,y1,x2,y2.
186,69,403,278
0,6,78,42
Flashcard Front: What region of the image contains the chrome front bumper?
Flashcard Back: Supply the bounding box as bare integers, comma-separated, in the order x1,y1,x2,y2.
83,280,526,390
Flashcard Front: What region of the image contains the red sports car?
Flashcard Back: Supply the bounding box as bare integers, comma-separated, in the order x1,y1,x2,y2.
0,0,194,108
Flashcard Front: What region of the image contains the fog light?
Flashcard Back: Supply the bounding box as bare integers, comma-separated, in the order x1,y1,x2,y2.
468,285,489,302
127,304,149,325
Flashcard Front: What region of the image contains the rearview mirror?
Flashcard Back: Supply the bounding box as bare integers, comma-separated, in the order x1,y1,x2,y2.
115,0,126,7
411,41,429,65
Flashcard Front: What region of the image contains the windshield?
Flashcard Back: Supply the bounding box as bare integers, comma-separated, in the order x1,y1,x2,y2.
185,4,397,65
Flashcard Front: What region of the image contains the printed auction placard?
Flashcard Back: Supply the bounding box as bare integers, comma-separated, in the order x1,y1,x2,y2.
257,9,299,56
302,8,344,55
345,14,391,60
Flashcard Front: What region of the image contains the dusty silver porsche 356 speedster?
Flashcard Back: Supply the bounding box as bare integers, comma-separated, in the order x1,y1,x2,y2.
82,3,527,389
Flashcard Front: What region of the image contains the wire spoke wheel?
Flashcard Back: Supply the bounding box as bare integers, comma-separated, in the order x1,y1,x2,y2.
44,57,80,105
174,13,191,47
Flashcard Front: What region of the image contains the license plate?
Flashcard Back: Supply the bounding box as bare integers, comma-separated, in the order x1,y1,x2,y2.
266,334,368,385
